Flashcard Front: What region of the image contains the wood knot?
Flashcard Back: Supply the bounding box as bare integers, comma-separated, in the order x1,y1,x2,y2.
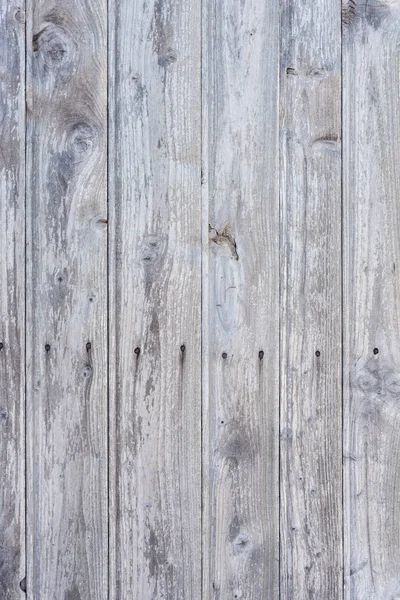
232,533,252,554
93,216,108,230
67,123,98,162
353,360,400,402
14,8,25,24
46,40,66,61
33,23,75,78
140,234,166,269
385,372,400,395
209,223,239,260
81,365,92,379
342,0,357,26
354,369,379,394
158,47,177,67
33,26,68,61
309,67,329,79
342,0,400,29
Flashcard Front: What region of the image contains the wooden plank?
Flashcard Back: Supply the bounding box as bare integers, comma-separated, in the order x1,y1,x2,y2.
0,2,25,597
279,0,342,597
343,3,400,598
202,0,280,596
108,0,201,597
25,0,108,597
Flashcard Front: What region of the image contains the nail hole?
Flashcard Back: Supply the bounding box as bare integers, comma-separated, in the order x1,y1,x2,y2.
89,297,94,303
315,350,320,357
0,343,3,350
86,342,91,352
180,345,185,353
134,347,140,356
57,276,63,283
259,350,264,360
221,420,224,424
373,348,379,355
222,352,227,359
45,344,51,352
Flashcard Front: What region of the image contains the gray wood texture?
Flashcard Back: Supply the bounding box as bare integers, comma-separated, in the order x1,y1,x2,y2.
108,0,202,597
280,0,342,597
203,0,280,597
343,2,400,598
3,0,400,596
25,0,108,597
0,2,25,597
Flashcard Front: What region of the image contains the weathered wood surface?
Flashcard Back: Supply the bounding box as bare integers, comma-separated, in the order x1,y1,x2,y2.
343,2,400,598
4,0,400,596
280,0,342,597
0,1,25,597
203,0,280,597
108,0,202,597
25,0,108,597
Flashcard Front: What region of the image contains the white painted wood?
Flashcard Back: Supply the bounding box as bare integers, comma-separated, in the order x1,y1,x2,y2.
280,0,342,597
0,2,25,597
343,2,400,598
25,0,108,596
108,0,202,596
203,0,280,597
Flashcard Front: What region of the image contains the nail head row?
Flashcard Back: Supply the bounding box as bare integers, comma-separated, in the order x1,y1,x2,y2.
221,351,264,359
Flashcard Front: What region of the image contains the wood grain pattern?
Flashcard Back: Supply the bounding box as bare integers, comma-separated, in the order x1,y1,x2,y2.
203,0,280,597
343,2,400,597
3,1,400,596
280,0,342,597
0,2,25,597
25,0,108,597
108,0,201,597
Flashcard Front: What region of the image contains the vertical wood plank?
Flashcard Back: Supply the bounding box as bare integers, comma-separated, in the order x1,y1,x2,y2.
108,0,201,597
343,2,400,598
0,1,25,597
25,0,108,597
280,0,342,597
203,0,280,596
